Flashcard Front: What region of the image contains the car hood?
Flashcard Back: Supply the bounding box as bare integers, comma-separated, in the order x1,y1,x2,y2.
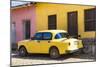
18,39,30,44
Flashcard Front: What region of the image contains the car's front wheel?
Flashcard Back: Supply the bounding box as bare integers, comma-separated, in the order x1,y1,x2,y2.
49,47,60,59
18,47,28,57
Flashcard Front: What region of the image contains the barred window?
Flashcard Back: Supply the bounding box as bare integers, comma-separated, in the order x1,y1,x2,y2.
48,15,57,29
84,8,96,31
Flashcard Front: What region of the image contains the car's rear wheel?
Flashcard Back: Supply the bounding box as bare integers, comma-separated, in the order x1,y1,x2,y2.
19,47,28,57
73,48,84,55
82,45,92,54
49,47,60,59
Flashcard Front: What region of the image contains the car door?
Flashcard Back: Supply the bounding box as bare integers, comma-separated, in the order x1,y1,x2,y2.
27,33,43,53
39,32,52,53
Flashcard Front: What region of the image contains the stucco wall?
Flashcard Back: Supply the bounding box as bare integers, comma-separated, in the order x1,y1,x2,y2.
11,5,36,42
35,3,95,38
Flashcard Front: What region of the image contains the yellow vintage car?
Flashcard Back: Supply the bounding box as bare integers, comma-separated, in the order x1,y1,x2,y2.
18,30,83,58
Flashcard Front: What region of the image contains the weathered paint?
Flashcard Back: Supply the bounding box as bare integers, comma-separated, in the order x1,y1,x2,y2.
11,2,96,43
35,3,96,38
11,5,36,43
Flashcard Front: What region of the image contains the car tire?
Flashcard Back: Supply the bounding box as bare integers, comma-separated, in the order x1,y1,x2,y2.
49,47,60,59
82,45,92,54
19,47,28,57
76,48,84,54
71,48,84,56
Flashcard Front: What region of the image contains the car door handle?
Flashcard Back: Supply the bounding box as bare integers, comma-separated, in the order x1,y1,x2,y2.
48,41,50,43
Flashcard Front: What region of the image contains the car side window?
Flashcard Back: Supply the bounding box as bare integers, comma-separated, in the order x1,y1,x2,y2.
43,32,52,40
34,33,42,40
55,33,61,39
55,33,68,39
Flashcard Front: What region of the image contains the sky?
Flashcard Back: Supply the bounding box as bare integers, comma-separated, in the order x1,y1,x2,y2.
11,1,30,7
11,0,96,7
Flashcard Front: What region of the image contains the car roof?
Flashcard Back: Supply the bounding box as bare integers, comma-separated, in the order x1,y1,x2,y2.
38,30,67,33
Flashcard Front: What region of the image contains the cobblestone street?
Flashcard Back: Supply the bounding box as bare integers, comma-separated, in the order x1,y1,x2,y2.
11,51,95,66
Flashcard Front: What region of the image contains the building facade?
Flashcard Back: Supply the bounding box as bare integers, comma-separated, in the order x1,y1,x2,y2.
35,2,96,39
11,2,96,49
35,3,96,54
11,3,36,49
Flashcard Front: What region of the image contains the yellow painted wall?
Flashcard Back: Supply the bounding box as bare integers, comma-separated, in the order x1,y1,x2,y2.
35,2,96,38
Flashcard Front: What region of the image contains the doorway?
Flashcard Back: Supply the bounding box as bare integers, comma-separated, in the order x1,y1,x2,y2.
67,11,78,38
23,20,31,39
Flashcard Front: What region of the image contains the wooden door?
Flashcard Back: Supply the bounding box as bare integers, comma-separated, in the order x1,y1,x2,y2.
68,11,78,38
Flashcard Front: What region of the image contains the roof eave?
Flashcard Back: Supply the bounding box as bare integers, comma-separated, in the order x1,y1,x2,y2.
11,2,36,10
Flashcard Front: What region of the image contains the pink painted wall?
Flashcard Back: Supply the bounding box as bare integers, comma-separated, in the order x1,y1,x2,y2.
11,5,36,42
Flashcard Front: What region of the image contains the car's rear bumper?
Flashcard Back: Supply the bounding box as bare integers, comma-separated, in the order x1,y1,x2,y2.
65,48,83,54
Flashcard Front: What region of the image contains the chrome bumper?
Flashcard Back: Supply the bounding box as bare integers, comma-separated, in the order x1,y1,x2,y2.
65,48,82,53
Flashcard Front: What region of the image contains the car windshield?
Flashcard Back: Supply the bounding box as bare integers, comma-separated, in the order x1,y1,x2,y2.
55,32,69,39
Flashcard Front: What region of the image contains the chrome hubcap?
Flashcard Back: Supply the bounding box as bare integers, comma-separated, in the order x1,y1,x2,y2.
52,51,56,56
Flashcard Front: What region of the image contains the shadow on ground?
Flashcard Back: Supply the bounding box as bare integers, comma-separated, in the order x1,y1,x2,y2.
11,50,96,61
